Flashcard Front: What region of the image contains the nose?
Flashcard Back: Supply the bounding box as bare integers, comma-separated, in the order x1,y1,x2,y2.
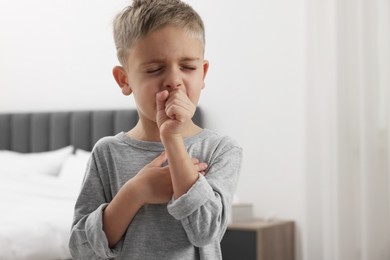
162,68,183,92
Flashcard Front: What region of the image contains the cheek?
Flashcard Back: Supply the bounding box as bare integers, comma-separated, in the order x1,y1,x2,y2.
133,80,160,96
187,85,203,105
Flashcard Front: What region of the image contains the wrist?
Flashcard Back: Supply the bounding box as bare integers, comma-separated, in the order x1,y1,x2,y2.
160,134,187,163
160,132,183,144
124,178,146,207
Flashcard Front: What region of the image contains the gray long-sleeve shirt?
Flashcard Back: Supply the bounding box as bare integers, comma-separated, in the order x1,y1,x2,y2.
69,129,242,260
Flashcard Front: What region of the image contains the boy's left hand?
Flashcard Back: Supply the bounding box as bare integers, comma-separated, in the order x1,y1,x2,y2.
156,89,195,137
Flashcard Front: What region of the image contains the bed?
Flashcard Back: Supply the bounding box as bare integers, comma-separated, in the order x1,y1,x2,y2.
0,108,203,260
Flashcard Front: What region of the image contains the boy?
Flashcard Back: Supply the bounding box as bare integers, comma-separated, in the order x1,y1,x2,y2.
69,0,242,259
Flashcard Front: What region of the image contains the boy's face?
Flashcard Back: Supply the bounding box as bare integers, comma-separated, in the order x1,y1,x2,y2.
114,25,208,125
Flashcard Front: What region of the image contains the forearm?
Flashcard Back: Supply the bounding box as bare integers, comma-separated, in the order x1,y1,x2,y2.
103,179,143,248
161,135,199,199
167,145,243,246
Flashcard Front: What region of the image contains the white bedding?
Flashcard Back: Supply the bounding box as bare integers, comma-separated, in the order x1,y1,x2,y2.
0,148,89,260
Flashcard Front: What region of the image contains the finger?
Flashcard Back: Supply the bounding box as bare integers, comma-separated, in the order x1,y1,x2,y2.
165,94,193,113
159,165,171,174
165,104,179,120
165,89,193,108
156,90,169,113
165,89,187,106
192,158,200,164
195,162,208,172
148,152,167,167
165,91,194,121
165,104,193,122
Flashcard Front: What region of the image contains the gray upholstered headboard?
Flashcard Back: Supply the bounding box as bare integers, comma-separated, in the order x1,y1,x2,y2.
0,108,203,153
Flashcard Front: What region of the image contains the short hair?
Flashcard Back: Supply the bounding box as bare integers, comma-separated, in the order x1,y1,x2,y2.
113,0,205,67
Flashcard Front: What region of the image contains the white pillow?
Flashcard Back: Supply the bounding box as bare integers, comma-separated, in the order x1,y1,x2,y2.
75,148,91,158
58,149,90,184
0,146,73,177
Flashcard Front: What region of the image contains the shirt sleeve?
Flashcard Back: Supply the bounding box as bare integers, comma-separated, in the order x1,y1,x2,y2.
68,153,122,259
167,143,243,247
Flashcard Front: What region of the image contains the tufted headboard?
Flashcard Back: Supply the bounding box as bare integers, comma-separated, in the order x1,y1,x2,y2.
0,108,203,153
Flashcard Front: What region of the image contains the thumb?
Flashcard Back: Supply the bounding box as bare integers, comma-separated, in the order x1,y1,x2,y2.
148,152,167,167
156,90,169,112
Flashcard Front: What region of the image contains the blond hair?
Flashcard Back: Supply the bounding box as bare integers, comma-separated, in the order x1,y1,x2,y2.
113,0,205,66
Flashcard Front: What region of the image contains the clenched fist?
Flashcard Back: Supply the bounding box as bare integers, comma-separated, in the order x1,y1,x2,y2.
156,89,196,138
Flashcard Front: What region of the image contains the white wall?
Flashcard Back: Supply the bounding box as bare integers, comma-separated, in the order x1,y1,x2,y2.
0,1,306,259
195,2,306,260
0,0,132,111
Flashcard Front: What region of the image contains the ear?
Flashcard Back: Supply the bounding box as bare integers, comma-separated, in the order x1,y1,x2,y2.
113,66,132,96
202,60,209,89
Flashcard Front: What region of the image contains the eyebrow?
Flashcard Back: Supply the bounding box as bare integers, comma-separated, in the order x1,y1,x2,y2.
140,57,201,66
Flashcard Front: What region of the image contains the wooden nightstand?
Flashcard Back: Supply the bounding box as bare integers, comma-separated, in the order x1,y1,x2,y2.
221,219,294,260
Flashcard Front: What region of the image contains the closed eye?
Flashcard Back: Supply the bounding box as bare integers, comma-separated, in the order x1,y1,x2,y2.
146,67,163,74
181,66,197,71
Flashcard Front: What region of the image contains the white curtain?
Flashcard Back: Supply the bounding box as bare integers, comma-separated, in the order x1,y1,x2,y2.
305,0,390,259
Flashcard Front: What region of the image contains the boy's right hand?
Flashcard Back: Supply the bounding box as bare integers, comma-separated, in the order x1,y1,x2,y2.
132,152,207,204
132,152,172,204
